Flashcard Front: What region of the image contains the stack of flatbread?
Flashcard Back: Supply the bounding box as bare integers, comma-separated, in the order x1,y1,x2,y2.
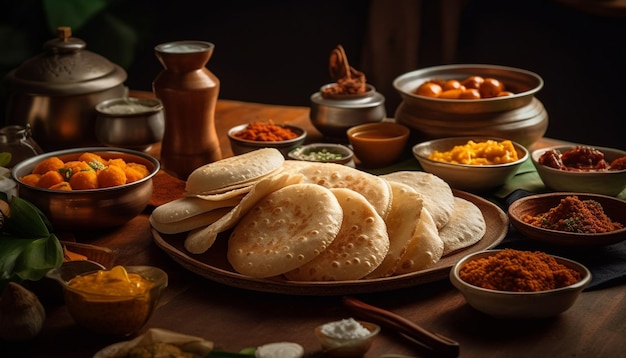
150,148,486,281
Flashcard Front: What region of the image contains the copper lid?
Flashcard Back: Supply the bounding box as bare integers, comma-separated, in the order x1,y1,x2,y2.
4,26,127,95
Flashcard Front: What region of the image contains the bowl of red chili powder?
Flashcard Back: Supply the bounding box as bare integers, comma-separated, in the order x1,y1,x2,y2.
450,248,591,318
228,121,307,158
508,192,626,247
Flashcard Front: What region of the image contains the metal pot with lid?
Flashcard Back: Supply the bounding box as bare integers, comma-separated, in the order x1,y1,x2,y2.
4,26,127,151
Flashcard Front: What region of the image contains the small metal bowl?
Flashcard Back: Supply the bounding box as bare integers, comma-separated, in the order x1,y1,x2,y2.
412,136,529,192
95,97,165,151
227,123,306,158
531,145,626,196
310,84,386,139
450,249,591,319
11,147,160,231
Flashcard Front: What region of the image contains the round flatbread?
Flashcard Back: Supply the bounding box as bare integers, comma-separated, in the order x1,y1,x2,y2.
150,195,243,224
367,181,424,279
439,197,486,256
284,188,389,281
227,183,343,278
394,207,444,275
282,161,392,219
185,148,284,194
150,207,232,234
381,171,455,230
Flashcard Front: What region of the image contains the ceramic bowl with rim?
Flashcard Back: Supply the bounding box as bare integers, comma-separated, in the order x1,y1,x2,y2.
46,263,168,336
531,145,626,196
11,147,160,231
227,123,306,158
314,319,380,357
95,97,165,151
287,143,354,166
450,249,591,319
412,136,529,192
346,122,410,168
508,192,626,246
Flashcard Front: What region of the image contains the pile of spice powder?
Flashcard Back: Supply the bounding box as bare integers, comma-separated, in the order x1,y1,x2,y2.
459,249,581,292
522,195,623,233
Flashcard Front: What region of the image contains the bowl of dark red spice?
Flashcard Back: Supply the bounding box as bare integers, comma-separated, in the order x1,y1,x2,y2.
531,145,626,196
450,248,591,319
508,192,626,246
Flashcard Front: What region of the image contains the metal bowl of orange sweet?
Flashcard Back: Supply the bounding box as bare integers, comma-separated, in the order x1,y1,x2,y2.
11,147,160,231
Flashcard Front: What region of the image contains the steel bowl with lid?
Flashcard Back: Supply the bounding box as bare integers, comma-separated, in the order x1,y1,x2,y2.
393,64,547,147
4,27,127,151
310,84,386,140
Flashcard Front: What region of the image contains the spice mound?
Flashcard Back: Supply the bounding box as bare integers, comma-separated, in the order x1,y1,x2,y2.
538,146,626,172
459,249,582,292
320,318,371,340
232,121,299,142
522,195,624,233
428,139,519,165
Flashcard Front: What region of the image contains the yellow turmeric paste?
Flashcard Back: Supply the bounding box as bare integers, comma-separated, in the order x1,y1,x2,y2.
459,249,581,292
428,139,519,165
68,266,152,297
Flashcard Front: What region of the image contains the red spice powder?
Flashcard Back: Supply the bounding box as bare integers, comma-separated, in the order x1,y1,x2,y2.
459,249,581,292
233,120,299,142
522,195,623,233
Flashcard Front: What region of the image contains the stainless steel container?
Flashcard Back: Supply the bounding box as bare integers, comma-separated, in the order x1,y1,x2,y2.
310,84,386,140
4,27,127,151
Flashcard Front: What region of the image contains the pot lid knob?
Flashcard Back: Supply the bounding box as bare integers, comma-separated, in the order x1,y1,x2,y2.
43,26,86,53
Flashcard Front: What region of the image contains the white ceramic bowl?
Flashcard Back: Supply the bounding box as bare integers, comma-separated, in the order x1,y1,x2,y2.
531,145,626,196
227,123,306,158
412,136,528,192
450,250,591,318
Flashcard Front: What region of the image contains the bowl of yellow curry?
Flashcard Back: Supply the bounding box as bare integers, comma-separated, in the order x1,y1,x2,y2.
47,263,168,336
412,136,528,192
11,147,160,231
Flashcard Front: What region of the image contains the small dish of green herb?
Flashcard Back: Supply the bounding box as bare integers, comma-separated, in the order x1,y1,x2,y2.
288,143,354,166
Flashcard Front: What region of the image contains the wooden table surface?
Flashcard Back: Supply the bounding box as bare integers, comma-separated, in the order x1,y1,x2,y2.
2,99,625,358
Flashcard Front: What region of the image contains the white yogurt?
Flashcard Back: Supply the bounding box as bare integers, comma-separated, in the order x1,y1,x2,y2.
320,318,371,340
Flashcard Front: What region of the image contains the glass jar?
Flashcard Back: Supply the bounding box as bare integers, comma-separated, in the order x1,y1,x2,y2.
0,125,44,168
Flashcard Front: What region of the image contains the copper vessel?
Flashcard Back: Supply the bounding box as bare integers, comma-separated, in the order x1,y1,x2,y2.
153,41,222,179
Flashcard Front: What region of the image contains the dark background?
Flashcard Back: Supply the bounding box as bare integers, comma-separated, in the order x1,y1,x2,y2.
1,0,624,150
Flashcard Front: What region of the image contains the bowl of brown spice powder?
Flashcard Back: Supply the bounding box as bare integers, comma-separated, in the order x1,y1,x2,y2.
450,248,591,318
508,192,626,247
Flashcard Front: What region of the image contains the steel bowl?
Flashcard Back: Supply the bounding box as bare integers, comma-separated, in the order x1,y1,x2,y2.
11,147,160,231
310,84,386,139
95,97,165,151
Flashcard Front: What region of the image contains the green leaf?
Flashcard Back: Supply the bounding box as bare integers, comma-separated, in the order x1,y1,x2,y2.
4,196,51,238
42,0,110,33
14,235,63,281
0,236,29,281
0,152,11,167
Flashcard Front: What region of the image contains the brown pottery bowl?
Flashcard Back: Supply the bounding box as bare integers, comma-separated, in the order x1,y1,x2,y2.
346,122,410,168
228,123,306,158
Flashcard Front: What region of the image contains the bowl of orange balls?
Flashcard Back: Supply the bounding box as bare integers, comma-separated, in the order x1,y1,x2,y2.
11,147,160,231
393,64,547,147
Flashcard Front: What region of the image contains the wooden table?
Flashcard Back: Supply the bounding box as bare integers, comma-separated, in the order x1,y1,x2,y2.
3,99,625,358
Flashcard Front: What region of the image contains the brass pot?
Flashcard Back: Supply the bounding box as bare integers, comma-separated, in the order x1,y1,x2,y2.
4,27,127,151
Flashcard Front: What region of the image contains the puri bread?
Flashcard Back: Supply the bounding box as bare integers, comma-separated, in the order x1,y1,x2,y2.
184,172,303,254
366,181,424,279
394,207,444,275
185,148,284,195
150,207,232,234
381,171,454,230
282,161,392,219
150,195,243,224
439,197,486,256
284,188,389,281
228,183,343,278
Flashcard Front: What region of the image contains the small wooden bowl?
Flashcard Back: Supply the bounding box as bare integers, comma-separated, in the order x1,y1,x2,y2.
508,192,626,246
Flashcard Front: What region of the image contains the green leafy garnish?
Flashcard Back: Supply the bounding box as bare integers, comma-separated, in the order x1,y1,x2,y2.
0,152,11,167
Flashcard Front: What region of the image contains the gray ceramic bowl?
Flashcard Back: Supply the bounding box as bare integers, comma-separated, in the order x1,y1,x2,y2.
310,84,386,139
450,250,591,319
288,143,354,166
11,147,160,231
412,136,528,192
393,64,544,114
227,123,306,158
531,145,626,196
